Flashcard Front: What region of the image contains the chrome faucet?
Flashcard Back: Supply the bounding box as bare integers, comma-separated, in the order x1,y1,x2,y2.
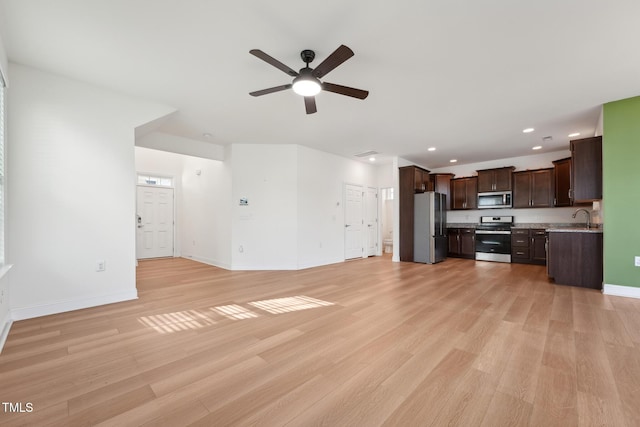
572,208,591,228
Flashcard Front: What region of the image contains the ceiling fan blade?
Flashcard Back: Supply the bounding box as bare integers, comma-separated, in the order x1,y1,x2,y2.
322,82,369,100
250,49,299,77
304,96,317,114
249,84,292,97
312,45,354,79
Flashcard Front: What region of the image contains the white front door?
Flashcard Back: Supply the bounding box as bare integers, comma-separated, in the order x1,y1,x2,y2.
366,187,379,256
345,184,364,260
136,186,174,259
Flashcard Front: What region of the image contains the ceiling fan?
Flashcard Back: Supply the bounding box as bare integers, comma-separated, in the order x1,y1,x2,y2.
249,45,369,114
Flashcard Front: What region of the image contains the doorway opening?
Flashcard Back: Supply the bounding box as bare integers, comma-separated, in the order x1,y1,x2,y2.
381,187,394,257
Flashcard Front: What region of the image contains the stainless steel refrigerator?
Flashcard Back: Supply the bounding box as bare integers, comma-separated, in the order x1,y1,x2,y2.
414,192,447,264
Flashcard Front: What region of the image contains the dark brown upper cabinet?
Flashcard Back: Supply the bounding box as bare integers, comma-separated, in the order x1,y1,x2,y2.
429,173,455,210
513,168,554,208
552,157,572,207
477,167,515,192
451,177,478,210
571,136,602,202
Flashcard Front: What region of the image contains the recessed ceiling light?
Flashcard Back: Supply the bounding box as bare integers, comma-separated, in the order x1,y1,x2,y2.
450,159,457,163
202,133,212,138
522,128,535,133
568,132,580,137
427,147,436,152
532,146,542,150
369,157,376,162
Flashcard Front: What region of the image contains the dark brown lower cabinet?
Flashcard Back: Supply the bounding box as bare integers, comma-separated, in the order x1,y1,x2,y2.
448,228,475,259
547,231,603,289
511,228,546,265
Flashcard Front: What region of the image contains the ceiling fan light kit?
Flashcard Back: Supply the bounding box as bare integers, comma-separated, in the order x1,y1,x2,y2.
249,44,369,114
292,70,321,96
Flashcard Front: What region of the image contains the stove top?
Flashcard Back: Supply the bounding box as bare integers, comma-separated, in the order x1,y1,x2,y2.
477,215,514,231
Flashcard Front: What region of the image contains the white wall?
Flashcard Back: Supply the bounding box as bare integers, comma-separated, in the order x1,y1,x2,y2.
0,32,7,83
181,153,232,268
231,144,298,270
0,33,9,348
376,162,394,189
7,64,174,319
297,146,378,269
136,131,225,161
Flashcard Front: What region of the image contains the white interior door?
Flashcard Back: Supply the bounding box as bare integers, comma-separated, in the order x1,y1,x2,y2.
136,185,174,259
366,187,379,256
345,184,364,260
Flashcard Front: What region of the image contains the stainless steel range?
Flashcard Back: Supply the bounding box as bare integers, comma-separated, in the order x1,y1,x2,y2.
475,216,513,263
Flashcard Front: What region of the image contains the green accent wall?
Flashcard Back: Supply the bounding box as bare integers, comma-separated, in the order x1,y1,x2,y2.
603,96,640,288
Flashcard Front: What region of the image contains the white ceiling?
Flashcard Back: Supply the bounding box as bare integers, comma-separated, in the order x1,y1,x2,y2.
1,0,639,168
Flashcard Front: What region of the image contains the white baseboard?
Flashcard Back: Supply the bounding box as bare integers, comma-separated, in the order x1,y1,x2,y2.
297,257,345,270
603,283,640,299
183,255,231,270
0,310,12,354
230,264,299,271
10,290,138,321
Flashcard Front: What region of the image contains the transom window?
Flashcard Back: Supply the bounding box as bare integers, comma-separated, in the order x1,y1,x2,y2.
137,174,173,187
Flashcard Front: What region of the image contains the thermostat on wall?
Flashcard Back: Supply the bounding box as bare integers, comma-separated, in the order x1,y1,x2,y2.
239,198,248,206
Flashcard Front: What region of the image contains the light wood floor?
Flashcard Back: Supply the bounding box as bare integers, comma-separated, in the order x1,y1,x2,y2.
1,256,640,426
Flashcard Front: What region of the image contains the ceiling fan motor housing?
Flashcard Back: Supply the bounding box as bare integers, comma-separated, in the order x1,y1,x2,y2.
300,49,315,64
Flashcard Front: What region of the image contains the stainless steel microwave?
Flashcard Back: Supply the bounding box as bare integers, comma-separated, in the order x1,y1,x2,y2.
477,191,512,209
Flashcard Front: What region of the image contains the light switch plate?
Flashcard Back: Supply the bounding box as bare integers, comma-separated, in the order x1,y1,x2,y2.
635,256,640,267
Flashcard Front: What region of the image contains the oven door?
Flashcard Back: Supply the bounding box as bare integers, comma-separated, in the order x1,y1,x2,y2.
475,230,511,262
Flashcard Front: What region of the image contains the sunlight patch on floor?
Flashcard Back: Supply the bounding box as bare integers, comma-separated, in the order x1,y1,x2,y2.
138,309,217,334
138,296,334,333
211,304,260,320
248,295,334,314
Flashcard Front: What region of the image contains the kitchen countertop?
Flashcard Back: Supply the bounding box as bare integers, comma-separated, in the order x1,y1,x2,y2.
546,226,603,233
447,223,603,232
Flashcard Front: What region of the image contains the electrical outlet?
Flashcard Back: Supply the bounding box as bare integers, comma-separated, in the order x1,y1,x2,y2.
96,260,106,272
635,256,640,267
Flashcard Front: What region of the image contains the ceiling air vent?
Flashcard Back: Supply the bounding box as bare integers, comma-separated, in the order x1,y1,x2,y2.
354,150,379,158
